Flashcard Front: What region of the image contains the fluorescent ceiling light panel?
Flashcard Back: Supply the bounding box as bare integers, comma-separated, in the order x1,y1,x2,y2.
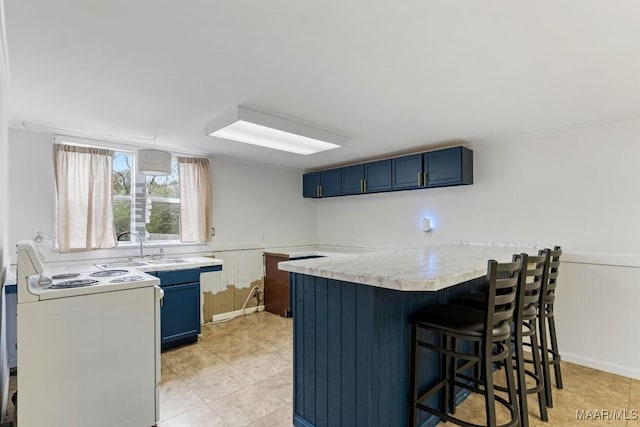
205,106,344,155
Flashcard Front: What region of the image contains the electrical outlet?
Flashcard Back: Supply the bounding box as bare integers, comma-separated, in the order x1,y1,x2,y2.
211,227,215,237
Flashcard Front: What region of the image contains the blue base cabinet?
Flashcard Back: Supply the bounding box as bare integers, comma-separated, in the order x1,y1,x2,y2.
290,273,484,427
151,265,222,351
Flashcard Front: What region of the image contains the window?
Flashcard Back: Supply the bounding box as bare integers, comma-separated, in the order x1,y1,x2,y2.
112,151,181,243
55,140,211,250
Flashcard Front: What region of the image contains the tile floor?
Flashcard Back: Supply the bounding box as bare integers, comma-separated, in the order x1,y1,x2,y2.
5,311,638,426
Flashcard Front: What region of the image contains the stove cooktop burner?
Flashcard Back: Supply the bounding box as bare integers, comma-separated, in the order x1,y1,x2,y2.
49,279,100,289
110,275,144,283
51,273,81,280
90,269,128,277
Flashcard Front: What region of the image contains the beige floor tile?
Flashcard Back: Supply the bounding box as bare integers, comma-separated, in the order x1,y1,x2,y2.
208,382,290,427
245,330,290,352
200,334,266,363
162,344,228,377
158,378,207,422
158,404,230,427
186,364,255,403
245,405,293,427
253,367,293,404
228,350,292,382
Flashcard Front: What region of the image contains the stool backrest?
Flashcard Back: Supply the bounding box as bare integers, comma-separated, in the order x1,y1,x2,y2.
540,246,562,303
513,252,546,322
486,258,522,329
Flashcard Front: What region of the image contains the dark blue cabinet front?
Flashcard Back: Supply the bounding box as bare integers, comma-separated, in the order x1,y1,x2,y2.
341,164,364,195
161,282,200,348
423,146,473,188
365,159,392,192
392,154,422,190
303,172,321,198
320,169,341,197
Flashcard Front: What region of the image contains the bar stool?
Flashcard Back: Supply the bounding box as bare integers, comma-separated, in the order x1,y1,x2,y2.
453,253,550,427
409,258,522,427
539,246,563,408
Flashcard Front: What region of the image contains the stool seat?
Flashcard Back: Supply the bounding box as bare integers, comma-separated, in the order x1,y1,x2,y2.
413,304,511,340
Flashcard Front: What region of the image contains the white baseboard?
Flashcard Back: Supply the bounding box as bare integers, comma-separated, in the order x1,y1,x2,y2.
210,305,265,323
562,351,640,380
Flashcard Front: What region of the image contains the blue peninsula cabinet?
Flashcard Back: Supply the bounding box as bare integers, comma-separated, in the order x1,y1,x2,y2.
289,273,484,427
303,146,472,198
149,265,222,351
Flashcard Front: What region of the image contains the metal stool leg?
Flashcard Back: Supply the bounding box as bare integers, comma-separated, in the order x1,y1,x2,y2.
539,308,553,408
548,309,563,389
530,320,548,421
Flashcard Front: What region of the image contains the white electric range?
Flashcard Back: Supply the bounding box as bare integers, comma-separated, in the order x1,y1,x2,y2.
16,241,162,427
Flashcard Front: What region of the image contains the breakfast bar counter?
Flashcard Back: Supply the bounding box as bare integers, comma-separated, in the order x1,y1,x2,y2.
278,243,543,427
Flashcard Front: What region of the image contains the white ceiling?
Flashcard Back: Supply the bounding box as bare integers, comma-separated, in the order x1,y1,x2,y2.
5,1,640,170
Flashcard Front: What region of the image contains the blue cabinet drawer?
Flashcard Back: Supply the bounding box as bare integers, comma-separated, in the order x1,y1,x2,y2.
156,265,221,286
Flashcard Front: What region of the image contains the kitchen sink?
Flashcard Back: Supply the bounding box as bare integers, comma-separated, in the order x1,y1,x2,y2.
96,258,192,269
95,261,150,268
145,258,190,264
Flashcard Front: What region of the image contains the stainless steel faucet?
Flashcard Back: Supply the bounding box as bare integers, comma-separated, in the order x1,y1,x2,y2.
117,232,144,260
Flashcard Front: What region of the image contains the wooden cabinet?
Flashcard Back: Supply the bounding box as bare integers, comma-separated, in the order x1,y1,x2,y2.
303,146,473,198
151,265,221,351
264,254,291,317
264,254,323,317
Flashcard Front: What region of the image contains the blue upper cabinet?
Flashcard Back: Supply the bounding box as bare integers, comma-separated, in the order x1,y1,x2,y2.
423,146,473,188
365,159,392,192
303,172,321,198
320,169,342,197
392,154,422,190
303,146,473,198
342,164,365,195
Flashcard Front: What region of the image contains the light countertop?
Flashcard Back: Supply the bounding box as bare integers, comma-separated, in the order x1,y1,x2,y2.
278,242,546,292
263,245,377,258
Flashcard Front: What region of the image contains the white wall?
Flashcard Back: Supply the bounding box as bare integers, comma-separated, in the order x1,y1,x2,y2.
1,1,10,421
316,119,640,380
7,127,317,263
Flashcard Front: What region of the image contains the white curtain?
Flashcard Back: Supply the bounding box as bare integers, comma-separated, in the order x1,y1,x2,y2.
54,144,117,252
178,157,212,243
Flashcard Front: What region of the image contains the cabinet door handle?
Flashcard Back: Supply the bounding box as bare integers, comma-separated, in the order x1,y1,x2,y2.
417,172,422,187
316,185,320,197
423,172,427,187
364,180,367,192
360,180,363,193
319,185,322,197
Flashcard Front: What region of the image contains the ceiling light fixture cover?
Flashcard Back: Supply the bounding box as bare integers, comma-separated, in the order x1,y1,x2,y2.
205,106,344,155
137,149,171,176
